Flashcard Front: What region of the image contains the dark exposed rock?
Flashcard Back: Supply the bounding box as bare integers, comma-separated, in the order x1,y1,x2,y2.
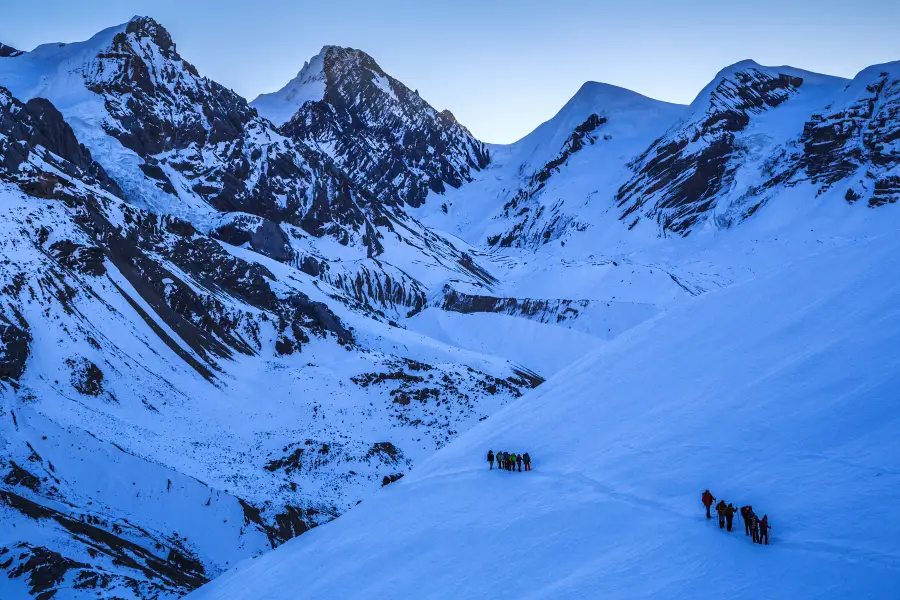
265,447,304,474
440,285,591,321
534,113,608,185
0,43,23,58
75,17,380,248
381,473,404,486
487,113,607,249
213,214,292,262
49,240,107,276
4,461,42,492
0,489,207,594
239,499,312,548
0,316,31,383
797,68,900,206
68,194,353,375
271,506,310,544
65,357,104,396
5,544,89,599
366,442,400,462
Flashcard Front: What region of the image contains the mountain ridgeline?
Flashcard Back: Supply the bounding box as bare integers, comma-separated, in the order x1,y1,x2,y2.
254,45,490,209
0,14,898,600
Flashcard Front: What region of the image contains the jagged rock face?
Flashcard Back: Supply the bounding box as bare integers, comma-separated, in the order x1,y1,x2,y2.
798,66,900,207
616,66,804,235
213,214,293,262
0,86,121,195
86,18,251,156
272,46,490,208
0,20,505,323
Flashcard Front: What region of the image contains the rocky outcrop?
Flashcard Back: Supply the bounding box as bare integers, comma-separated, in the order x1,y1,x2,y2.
0,86,121,195
0,316,30,384
0,43,22,58
797,65,900,207
213,214,292,262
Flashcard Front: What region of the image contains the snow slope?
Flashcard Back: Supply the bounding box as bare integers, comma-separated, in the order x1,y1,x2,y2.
189,218,900,600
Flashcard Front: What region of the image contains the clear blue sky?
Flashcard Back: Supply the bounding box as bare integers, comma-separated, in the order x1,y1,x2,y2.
2,0,898,143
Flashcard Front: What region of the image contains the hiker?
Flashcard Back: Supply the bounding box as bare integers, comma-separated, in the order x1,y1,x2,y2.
515,453,523,472
740,505,753,535
503,452,510,471
716,500,727,529
748,511,760,543
523,452,531,471
724,503,737,532
508,453,516,472
487,450,494,470
702,490,716,519
759,515,770,545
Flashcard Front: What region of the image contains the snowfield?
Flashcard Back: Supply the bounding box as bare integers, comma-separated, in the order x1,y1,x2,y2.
189,224,900,600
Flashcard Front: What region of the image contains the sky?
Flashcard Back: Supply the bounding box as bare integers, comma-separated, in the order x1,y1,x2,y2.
2,0,899,144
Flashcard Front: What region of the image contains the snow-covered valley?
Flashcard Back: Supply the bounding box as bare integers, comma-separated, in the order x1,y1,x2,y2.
0,14,898,599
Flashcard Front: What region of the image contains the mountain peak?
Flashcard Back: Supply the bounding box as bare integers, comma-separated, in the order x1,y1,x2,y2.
123,15,177,57
320,45,385,80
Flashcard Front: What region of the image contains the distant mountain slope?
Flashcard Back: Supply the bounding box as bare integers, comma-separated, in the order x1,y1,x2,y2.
616,61,848,235
0,43,539,598
187,214,900,600
254,45,489,209
485,81,687,248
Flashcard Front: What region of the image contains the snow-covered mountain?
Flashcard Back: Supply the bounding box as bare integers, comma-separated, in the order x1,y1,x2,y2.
0,19,539,600
2,13,900,600
253,45,490,209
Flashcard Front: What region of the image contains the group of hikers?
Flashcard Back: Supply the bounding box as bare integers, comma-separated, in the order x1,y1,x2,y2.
702,489,771,545
487,450,531,472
